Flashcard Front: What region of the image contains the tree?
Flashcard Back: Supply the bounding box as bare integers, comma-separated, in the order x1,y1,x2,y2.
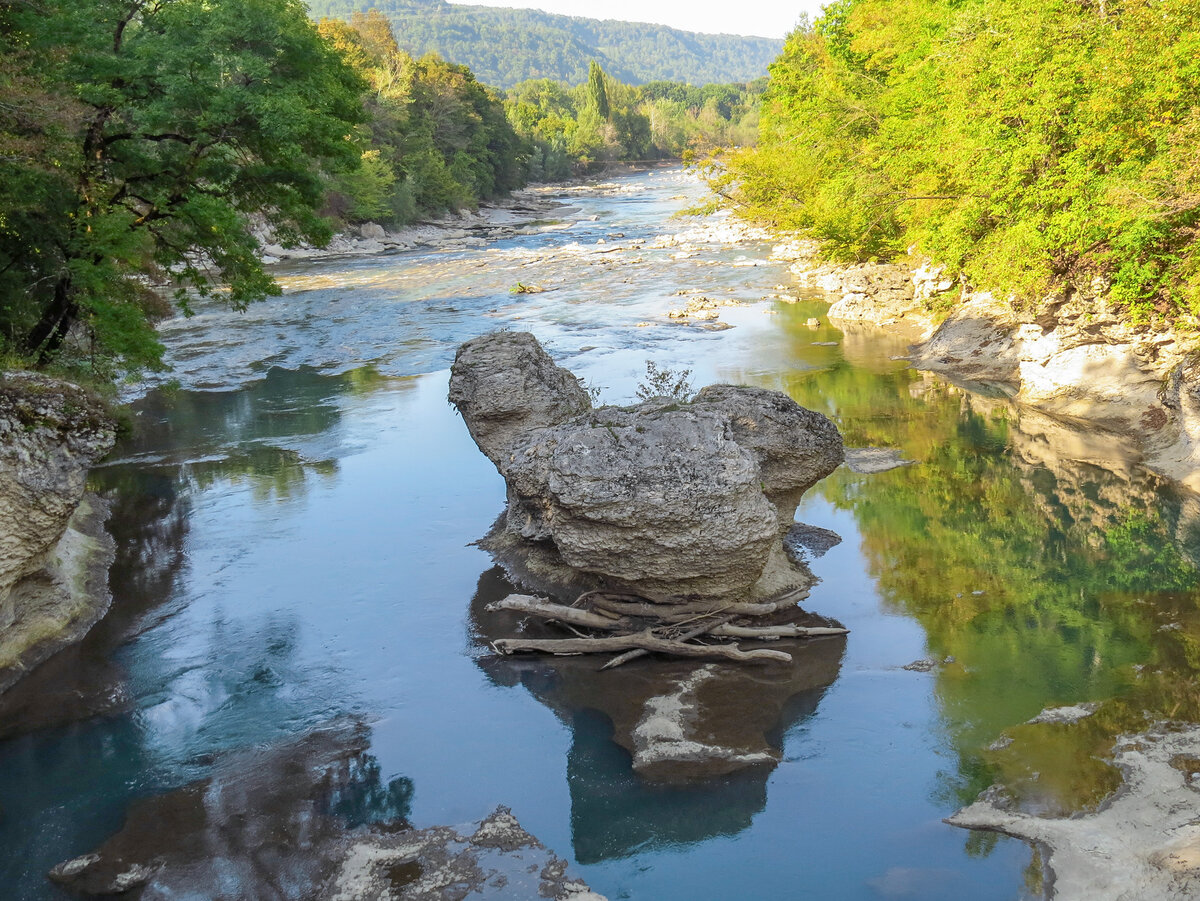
0,0,366,376
586,60,610,121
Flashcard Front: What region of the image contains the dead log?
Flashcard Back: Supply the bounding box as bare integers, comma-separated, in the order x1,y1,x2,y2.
492,632,792,664
709,624,849,640
589,591,809,621
486,594,631,631
600,615,735,671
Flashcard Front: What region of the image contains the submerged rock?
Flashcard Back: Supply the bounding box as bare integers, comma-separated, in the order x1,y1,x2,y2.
0,372,116,694
449,331,844,602
50,722,602,900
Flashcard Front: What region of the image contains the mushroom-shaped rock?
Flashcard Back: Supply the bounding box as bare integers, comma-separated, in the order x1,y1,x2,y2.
449,331,844,602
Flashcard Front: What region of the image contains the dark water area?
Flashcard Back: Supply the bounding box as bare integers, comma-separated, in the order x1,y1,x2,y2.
3,169,1200,899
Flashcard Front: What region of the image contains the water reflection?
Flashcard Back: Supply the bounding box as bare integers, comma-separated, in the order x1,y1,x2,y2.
751,304,1200,818
0,469,186,739
470,566,844,862
46,721,413,899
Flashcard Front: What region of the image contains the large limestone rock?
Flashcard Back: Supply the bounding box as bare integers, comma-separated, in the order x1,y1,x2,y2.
449,331,844,601
0,372,117,694
908,290,1200,491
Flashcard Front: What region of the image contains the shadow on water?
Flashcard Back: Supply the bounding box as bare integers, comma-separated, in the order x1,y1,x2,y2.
468,565,845,864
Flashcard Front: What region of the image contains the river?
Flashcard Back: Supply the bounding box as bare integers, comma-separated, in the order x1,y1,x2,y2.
2,167,1198,900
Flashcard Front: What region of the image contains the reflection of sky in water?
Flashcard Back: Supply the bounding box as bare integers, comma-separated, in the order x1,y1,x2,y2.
9,167,1199,900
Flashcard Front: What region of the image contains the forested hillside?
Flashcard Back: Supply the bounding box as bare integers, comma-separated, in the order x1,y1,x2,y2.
304,0,783,87
714,0,1200,323
504,66,764,178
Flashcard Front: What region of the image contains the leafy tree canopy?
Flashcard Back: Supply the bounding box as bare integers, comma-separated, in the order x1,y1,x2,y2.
0,0,366,377
714,0,1200,324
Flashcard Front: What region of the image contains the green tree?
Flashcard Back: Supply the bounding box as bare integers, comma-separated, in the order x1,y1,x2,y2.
319,13,525,222
586,59,610,121
716,0,1200,322
0,0,366,376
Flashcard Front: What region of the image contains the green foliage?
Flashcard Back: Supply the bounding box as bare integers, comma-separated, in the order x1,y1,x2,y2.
635,360,693,402
304,0,782,89
0,0,366,376
504,63,765,174
717,0,1200,322
319,12,525,224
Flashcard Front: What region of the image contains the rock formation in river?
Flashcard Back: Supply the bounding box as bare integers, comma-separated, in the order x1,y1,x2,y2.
49,721,604,900
0,372,117,695
448,330,845,603
949,723,1200,901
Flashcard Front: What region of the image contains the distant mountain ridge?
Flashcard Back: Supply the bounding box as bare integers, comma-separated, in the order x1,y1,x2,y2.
305,0,784,87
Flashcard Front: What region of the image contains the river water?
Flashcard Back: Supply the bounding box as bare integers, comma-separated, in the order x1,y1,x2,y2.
2,168,1199,899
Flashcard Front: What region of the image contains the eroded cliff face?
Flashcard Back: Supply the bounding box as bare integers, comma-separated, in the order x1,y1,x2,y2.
0,372,117,694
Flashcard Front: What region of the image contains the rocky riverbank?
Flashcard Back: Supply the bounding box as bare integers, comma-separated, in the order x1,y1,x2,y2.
0,373,116,696
780,247,1200,493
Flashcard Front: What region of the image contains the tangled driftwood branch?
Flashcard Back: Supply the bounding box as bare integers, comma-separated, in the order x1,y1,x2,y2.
486,591,848,670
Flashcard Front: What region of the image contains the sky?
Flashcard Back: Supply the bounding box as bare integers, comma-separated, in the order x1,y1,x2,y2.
445,1,825,39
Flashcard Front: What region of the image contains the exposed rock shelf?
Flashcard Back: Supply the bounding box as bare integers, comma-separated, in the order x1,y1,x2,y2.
949,723,1200,901
786,248,1200,493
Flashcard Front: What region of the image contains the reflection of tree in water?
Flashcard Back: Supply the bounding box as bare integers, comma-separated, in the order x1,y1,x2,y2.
45,721,414,900
734,317,1200,818
469,566,843,863
115,365,402,502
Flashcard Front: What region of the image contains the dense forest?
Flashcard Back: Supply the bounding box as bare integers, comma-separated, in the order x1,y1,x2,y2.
0,0,759,380
504,65,764,179
0,0,367,377
304,0,783,88
712,0,1200,323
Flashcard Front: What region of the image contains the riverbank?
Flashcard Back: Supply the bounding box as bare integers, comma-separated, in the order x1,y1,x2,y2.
775,245,1200,494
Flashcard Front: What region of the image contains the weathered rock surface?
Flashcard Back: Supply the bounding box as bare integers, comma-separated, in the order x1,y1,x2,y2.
0,372,117,694
909,290,1200,491
793,258,937,332
50,722,603,900
949,723,1200,901
449,331,844,602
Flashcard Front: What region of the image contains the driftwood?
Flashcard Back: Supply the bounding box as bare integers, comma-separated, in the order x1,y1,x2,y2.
486,587,847,670
486,595,632,631
588,590,810,621
710,624,849,640
600,615,735,671
492,633,793,664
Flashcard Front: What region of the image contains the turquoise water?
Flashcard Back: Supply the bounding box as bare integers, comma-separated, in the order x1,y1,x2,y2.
2,169,1197,899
